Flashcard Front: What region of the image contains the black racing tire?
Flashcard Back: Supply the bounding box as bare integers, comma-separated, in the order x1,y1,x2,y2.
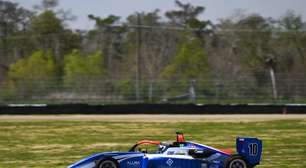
97,159,119,168
225,155,252,168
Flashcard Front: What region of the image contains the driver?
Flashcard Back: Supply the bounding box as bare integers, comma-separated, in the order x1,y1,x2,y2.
157,145,166,153
158,142,170,153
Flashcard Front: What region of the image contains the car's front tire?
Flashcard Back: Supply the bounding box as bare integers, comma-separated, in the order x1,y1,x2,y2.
225,155,250,168
97,159,118,168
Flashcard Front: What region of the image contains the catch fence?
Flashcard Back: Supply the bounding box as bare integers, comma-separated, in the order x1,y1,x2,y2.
1,73,306,105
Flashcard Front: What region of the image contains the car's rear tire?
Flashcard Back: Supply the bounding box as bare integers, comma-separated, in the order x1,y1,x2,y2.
97,159,118,168
225,155,250,168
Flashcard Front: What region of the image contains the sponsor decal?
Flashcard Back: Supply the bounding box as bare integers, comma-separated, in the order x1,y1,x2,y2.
127,161,141,168
114,154,144,163
167,151,175,155
166,159,174,166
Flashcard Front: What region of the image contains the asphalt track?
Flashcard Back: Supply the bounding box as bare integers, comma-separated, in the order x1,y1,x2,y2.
0,114,305,122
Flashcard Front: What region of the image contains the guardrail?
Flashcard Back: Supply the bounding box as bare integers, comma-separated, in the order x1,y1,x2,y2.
0,104,305,115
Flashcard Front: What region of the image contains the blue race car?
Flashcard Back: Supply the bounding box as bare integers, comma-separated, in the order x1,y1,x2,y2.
68,132,262,168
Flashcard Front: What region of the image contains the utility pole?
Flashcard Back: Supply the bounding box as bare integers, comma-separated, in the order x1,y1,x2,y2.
189,79,196,103
265,57,278,100
54,35,60,65
135,13,142,101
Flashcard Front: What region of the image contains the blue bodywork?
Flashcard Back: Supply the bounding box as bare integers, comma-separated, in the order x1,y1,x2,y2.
67,137,262,168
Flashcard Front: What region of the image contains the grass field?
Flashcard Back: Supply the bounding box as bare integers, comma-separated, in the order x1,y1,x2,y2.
0,116,305,168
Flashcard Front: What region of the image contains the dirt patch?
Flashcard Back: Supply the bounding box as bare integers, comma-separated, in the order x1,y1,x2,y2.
0,114,306,122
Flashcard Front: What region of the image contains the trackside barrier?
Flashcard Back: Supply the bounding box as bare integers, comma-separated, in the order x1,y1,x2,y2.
0,104,305,115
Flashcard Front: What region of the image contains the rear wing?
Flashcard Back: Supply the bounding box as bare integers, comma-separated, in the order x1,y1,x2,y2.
236,137,263,166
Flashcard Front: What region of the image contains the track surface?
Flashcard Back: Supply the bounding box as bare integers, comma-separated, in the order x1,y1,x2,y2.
1,115,306,167
0,114,305,122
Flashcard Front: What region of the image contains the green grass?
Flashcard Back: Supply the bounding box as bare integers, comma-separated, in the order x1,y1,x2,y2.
0,120,305,168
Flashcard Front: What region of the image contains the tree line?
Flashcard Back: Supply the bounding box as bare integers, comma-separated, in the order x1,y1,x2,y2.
0,0,306,103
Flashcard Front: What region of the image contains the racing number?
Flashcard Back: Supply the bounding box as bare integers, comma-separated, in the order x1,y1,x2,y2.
248,143,258,156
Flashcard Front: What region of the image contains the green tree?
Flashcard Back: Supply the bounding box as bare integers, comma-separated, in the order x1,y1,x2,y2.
166,0,205,27
31,10,63,35
235,14,279,98
30,10,64,64
165,0,213,43
235,15,273,69
126,10,177,101
161,35,210,102
3,50,56,99
30,10,81,70
34,0,58,11
277,11,306,70
162,36,209,79
87,14,123,73
217,13,280,99
273,11,306,99
63,50,107,92
0,0,33,73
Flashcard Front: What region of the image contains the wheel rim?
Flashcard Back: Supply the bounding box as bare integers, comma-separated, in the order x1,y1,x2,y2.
99,160,117,168
229,159,247,168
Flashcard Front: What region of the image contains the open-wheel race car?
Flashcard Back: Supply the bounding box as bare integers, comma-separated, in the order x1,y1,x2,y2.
67,132,262,168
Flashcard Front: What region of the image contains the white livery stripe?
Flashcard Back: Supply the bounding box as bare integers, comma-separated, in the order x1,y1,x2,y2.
190,142,230,155
146,154,194,160
113,154,144,162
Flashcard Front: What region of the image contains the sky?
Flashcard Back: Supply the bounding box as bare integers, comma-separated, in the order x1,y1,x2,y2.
11,0,306,30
